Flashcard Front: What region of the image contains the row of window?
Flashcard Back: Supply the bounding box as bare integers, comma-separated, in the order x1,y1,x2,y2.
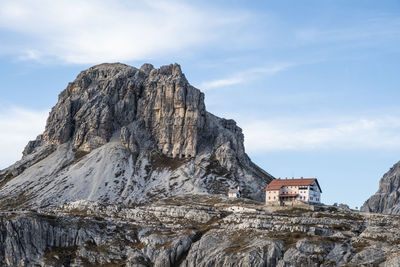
268,189,312,195
285,186,309,189
268,196,320,201
272,191,308,195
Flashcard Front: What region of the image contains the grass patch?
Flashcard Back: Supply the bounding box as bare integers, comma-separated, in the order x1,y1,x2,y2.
268,230,309,250
79,258,126,267
0,193,32,210
0,172,16,189
67,208,89,216
331,223,351,231
223,230,256,253
268,230,343,251
73,149,89,163
275,208,311,216
313,212,363,221
37,213,61,227
363,235,394,243
85,240,110,253
44,245,78,266
352,239,370,253
150,153,187,171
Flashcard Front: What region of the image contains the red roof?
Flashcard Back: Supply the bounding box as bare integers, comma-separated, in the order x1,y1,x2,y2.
265,178,322,192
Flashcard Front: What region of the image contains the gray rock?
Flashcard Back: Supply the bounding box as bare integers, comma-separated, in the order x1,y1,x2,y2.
4,62,399,266
0,63,273,209
349,247,386,265
0,196,399,266
361,161,400,214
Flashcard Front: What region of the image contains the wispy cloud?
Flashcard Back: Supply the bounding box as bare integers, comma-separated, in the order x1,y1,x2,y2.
294,15,400,46
198,63,295,90
200,77,244,90
0,107,48,169
0,0,251,64
242,115,400,153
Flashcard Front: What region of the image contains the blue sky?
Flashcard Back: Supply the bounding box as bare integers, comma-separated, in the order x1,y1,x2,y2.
0,0,400,208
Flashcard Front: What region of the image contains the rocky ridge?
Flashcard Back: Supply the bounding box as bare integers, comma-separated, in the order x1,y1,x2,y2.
361,161,400,214
1,195,400,266
0,63,272,209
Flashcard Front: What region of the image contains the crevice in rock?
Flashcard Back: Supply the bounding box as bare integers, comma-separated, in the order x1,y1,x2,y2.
172,212,231,267
9,220,27,258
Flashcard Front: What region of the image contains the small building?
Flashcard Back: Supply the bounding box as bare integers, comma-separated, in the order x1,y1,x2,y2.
265,178,322,205
228,187,241,198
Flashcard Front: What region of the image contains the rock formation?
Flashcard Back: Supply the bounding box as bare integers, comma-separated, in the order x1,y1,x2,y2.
361,161,400,214
2,63,400,266
0,63,273,209
1,196,400,266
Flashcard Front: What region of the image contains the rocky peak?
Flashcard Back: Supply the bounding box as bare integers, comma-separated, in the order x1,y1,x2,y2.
40,62,205,158
140,63,154,74
0,63,272,207
361,161,400,214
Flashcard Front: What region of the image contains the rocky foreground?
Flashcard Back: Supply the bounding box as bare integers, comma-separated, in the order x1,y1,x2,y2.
1,195,400,267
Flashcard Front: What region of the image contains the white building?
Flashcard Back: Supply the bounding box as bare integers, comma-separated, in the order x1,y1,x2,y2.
228,187,241,198
265,178,322,205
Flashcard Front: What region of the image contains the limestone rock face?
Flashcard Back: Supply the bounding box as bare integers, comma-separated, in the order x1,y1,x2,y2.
361,161,400,214
1,196,399,266
42,63,204,157
0,63,273,208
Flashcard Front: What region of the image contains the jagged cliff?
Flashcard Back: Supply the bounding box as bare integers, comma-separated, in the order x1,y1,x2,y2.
361,161,400,214
0,63,272,209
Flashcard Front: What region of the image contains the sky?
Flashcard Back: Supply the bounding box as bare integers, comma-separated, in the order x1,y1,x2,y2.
0,0,400,208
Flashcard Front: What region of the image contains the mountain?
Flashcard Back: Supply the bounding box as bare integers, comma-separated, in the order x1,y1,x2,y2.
2,63,400,266
0,63,273,209
361,161,400,214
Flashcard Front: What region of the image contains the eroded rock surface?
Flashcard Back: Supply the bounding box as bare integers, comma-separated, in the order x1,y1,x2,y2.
1,196,399,267
0,63,273,208
361,161,400,214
